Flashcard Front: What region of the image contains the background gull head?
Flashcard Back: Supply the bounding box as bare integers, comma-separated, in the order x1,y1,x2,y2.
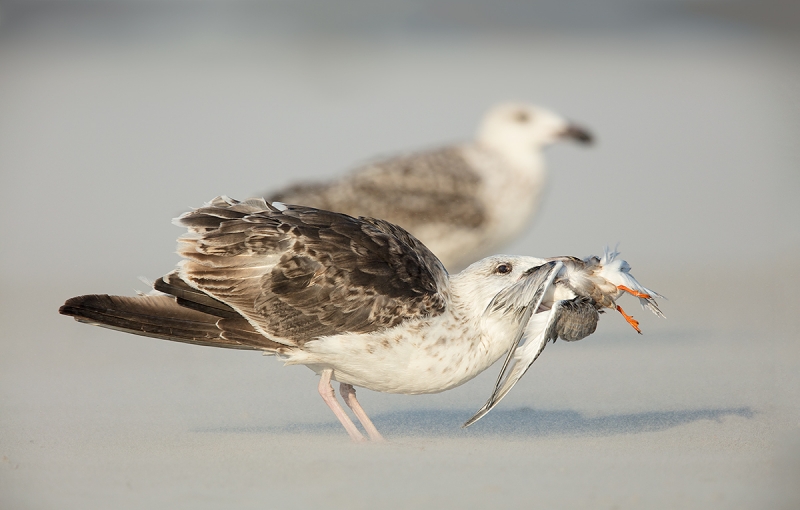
476,102,593,159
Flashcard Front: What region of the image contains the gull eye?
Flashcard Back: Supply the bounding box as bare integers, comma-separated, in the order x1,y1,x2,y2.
513,110,530,123
494,263,512,275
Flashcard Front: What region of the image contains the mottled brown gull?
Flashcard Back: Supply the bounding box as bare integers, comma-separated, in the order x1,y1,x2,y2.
59,197,663,442
266,102,593,271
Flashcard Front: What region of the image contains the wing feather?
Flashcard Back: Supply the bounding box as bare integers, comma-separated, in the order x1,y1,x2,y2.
176,197,449,345
464,295,602,427
267,147,487,229
463,261,563,427
59,294,268,350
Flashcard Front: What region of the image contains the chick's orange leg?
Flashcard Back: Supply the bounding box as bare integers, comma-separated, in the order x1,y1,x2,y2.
616,305,642,334
617,285,651,299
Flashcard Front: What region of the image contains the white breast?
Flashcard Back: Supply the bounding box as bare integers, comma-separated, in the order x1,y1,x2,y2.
287,312,513,395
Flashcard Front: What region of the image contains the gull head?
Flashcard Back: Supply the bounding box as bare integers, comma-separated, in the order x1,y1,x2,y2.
451,254,552,319
477,103,593,156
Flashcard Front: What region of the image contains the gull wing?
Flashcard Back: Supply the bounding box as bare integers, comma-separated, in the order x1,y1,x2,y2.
464,261,563,427
267,147,487,232
176,197,450,346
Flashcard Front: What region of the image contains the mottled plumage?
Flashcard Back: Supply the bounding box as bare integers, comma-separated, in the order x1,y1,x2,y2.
273,147,486,230
266,103,593,271
60,197,662,441
174,198,448,345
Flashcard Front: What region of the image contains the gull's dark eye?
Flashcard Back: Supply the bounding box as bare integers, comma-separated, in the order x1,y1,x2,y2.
495,263,512,275
513,110,530,123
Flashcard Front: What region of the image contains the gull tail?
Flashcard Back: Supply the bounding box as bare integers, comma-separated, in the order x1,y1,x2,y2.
59,277,285,352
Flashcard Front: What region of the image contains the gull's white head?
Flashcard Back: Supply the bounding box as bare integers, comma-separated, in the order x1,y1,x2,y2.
451,254,549,314
476,102,593,157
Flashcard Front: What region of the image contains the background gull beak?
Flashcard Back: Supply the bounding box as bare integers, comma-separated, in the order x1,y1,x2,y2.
561,123,594,145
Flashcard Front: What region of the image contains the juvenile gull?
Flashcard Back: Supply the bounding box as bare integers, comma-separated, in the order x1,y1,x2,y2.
59,197,662,442
267,103,593,271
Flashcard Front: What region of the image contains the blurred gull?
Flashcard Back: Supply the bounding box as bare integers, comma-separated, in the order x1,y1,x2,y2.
59,197,662,442
267,102,593,271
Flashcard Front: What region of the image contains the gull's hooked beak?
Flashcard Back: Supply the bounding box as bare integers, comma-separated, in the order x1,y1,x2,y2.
560,123,594,145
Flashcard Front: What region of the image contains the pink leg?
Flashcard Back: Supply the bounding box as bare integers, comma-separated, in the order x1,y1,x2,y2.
340,383,385,442
318,369,365,442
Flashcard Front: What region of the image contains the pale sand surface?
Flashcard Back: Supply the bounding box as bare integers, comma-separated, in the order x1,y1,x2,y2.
1,2,799,508
2,275,798,509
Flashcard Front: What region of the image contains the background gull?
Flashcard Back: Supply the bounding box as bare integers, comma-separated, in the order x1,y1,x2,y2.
59,197,661,442
266,102,592,271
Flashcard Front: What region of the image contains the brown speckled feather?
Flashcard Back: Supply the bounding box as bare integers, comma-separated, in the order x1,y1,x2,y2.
58,294,280,350
176,197,449,346
268,147,486,230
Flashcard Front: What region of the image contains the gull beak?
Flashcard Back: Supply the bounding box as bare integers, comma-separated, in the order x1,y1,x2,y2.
560,123,594,145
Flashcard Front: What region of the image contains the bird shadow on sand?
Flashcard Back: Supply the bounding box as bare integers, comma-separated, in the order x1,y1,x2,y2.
196,406,754,438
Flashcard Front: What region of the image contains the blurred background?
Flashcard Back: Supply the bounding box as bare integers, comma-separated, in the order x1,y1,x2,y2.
1,1,798,509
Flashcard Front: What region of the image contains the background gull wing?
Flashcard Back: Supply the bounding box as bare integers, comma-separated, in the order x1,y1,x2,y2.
464,261,563,427
267,147,487,231
176,197,449,346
